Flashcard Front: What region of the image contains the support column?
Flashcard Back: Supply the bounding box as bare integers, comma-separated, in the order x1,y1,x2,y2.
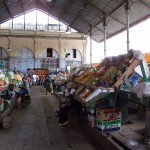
59,21,60,32
90,25,92,65
103,13,107,58
124,0,130,52
12,19,13,30
33,39,36,68
36,9,37,30
82,39,86,65
24,13,25,30
7,37,11,69
48,14,49,30
58,37,61,68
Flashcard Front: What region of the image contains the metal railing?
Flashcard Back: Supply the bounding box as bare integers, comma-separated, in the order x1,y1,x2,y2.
0,23,70,32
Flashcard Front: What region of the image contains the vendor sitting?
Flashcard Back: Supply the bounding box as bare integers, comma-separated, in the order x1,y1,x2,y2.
55,86,71,125
22,77,30,94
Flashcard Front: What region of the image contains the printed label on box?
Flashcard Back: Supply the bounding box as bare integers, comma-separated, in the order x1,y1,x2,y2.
96,108,121,121
96,119,121,133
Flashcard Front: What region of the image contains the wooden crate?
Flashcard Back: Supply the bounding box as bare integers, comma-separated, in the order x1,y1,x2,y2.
114,59,141,89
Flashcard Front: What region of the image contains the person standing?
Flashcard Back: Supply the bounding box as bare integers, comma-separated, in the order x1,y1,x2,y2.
45,75,53,95
32,73,37,86
27,73,33,87
22,77,30,94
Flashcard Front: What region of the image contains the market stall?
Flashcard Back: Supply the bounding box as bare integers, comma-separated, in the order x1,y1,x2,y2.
58,50,150,138
0,70,26,128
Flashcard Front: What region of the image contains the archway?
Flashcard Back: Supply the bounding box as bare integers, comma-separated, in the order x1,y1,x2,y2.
65,49,82,69
37,48,59,73
10,48,34,73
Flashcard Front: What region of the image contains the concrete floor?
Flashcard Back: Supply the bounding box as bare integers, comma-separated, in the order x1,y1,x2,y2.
111,110,150,150
0,86,102,150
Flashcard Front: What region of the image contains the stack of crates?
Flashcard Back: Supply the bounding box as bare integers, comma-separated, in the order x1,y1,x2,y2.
96,107,121,133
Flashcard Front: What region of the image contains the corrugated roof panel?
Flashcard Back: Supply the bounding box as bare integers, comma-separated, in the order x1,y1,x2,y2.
82,3,100,23
129,1,150,23
0,0,149,43
72,17,89,33
92,0,119,12
106,19,125,35
8,2,23,17
0,7,11,21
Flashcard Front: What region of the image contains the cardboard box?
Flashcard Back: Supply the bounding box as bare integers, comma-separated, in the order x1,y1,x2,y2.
96,108,121,122
96,119,121,133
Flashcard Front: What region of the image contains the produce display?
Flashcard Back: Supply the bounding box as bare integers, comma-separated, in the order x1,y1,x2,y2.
67,50,135,100
0,70,23,116
27,68,48,80
0,70,22,91
79,86,95,100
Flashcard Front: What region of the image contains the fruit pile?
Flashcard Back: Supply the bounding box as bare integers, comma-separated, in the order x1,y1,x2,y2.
67,50,134,100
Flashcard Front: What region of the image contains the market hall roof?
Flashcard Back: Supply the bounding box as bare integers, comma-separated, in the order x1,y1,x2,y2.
0,0,150,43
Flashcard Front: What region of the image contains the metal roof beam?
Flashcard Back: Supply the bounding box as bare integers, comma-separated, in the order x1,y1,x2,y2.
20,0,25,13
70,0,90,27
94,26,110,36
3,0,13,18
82,0,123,35
140,0,150,9
110,15,126,26
40,0,51,11
58,0,70,21
99,13,150,43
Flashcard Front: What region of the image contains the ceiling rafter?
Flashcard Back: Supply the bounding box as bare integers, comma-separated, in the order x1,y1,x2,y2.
0,0,149,43
58,0,71,23
77,13,110,36
70,0,90,27
36,0,37,8
20,0,25,13
82,0,123,34
94,26,110,36
39,0,51,12
109,15,126,26
99,13,150,43
3,0,13,18
140,0,150,9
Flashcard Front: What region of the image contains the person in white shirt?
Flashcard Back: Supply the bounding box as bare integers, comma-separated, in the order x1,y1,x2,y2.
32,74,37,86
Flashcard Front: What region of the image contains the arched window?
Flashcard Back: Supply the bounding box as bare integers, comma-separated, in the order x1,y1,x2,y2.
39,48,59,71
65,49,82,68
10,48,34,73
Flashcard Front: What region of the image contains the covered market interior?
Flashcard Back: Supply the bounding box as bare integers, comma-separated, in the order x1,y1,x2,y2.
0,0,150,150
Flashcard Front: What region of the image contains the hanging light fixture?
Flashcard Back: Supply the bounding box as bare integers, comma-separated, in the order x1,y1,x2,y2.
7,45,11,51
7,37,11,51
